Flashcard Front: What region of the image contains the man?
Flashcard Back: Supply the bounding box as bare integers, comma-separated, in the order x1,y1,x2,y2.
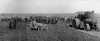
8,19,16,30
85,23,91,31
73,18,81,29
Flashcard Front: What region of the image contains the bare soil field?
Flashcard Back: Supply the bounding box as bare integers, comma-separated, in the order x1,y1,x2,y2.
0,22,100,41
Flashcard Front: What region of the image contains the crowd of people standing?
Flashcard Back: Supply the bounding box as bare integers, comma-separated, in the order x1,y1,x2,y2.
0,11,99,31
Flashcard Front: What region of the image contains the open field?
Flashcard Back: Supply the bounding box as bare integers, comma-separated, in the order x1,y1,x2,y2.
0,14,100,41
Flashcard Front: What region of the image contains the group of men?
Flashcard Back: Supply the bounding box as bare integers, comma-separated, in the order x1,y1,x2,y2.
0,16,61,30
66,11,98,31
1,16,25,30
0,11,99,31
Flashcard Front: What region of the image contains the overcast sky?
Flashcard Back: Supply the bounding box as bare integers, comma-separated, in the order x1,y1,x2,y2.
0,0,100,14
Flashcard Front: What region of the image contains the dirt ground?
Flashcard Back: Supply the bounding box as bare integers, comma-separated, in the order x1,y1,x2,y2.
0,22,100,41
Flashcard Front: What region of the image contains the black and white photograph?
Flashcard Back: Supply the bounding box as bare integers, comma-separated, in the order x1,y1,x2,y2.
0,0,100,41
